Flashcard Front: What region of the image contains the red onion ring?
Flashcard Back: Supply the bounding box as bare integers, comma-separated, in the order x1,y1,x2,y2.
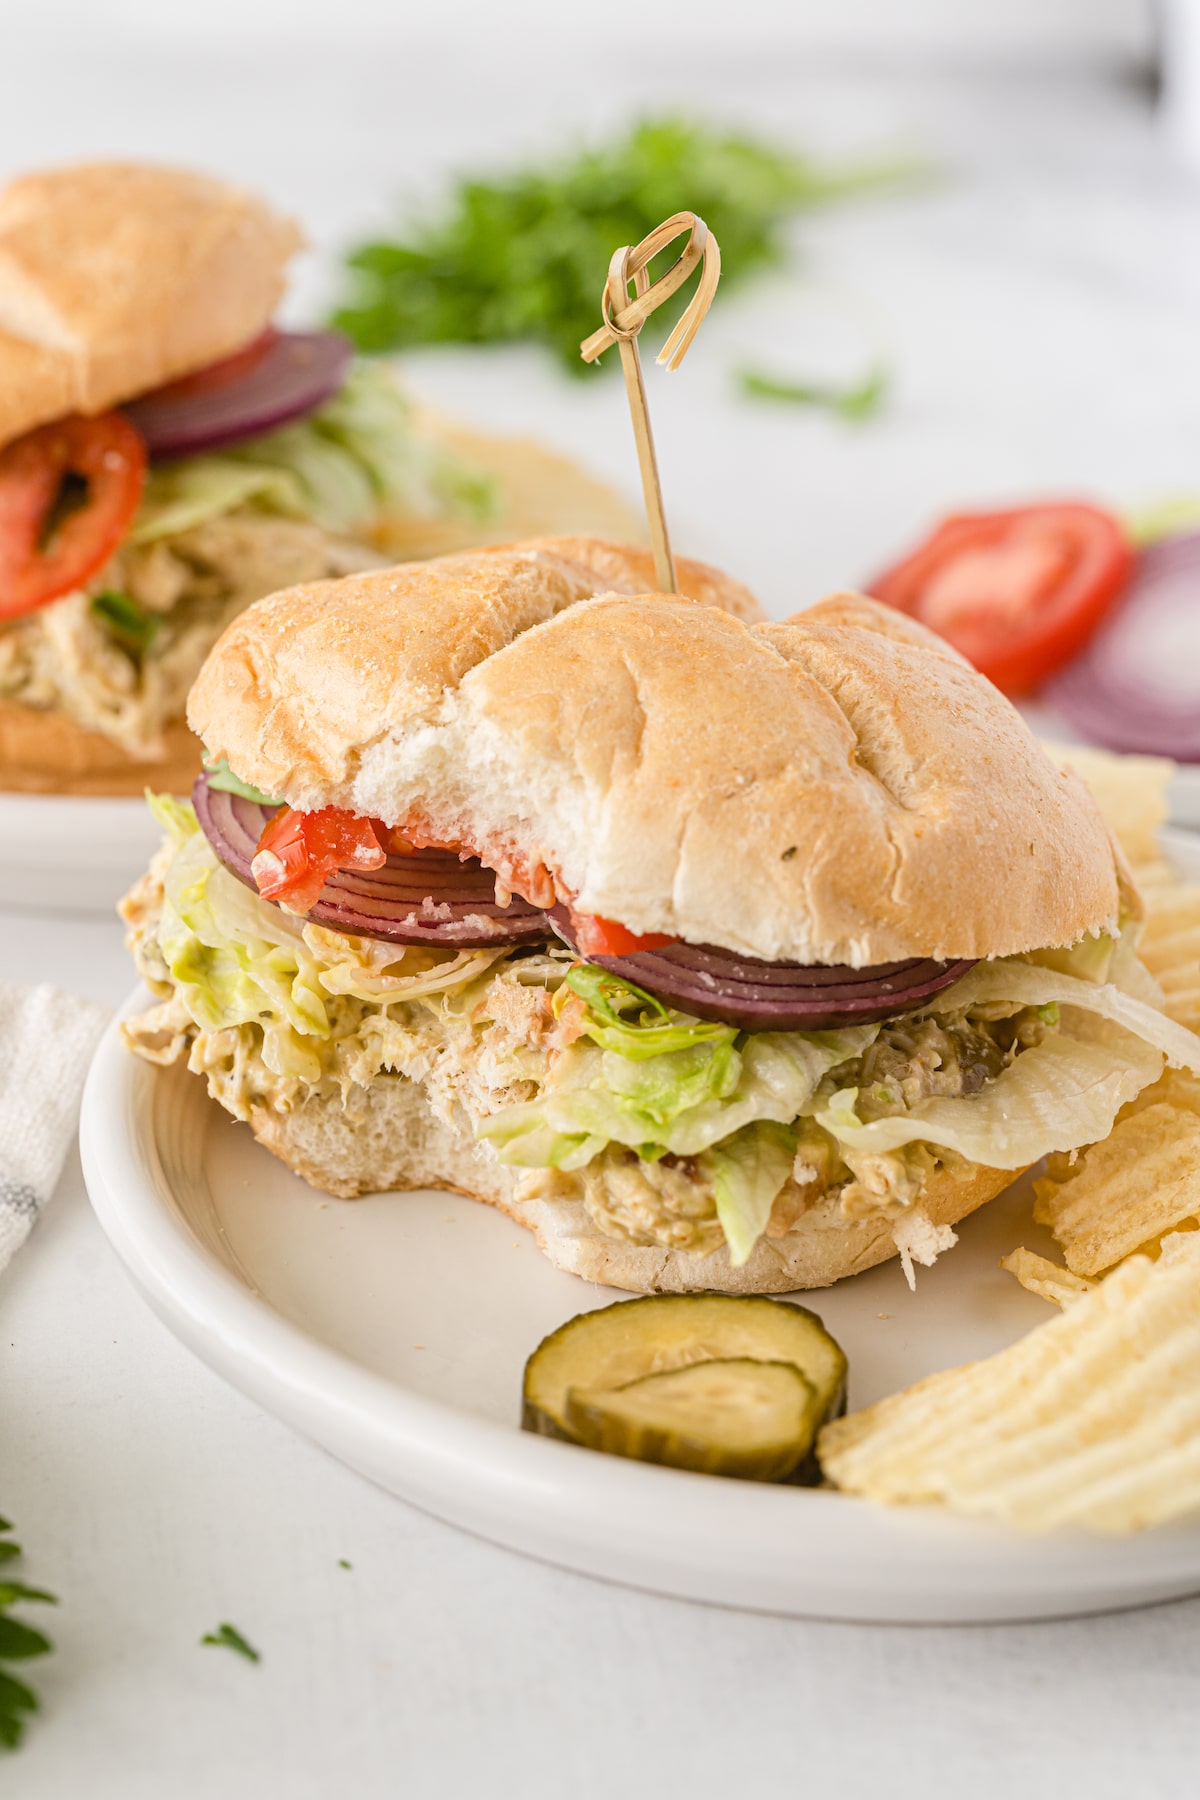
192,775,550,947
1046,531,1200,761
191,777,977,1020
124,331,354,460
549,911,976,1030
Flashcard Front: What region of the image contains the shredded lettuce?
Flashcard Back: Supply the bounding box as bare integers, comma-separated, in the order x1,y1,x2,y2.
146,791,201,847
132,362,496,544
478,1020,877,1164
940,958,1200,1075
147,808,511,1083
559,964,735,1058
816,1026,1163,1167
144,808,1200,1270
158,826,333,1081
701,1122,796,1266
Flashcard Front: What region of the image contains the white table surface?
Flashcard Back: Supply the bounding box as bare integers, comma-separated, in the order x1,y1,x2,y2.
4,17,1200,1796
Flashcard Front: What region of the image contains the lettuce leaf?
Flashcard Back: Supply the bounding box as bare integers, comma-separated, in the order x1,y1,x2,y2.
158,829,333,1081
561,964,736,1058
132,361,495,543
701,1122,796,1266
146,791,200,847
816,1026,1163,1166
478,1022,877,1164
940,957,1200,1074
201,759,282,806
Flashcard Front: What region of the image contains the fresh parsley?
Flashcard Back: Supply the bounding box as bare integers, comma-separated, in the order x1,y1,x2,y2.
331,117,915,376
0,1517,57,1753
200,1621,260,1664
737,363,888,421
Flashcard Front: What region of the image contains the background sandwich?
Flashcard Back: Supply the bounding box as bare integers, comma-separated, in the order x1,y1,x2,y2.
121,537,1200,1293
0,162,635,795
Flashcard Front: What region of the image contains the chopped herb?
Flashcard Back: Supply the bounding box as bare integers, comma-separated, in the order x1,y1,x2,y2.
332,117,918,376
338,1559,352,1571
0,1518,57,1753
737,364,888,421
200,1622,260,1664
90,590,158,655
1037,1002,1061,1026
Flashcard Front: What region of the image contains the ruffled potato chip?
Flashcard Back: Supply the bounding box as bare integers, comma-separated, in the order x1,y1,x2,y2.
1000,1247,1094,1308
1034,1102,1200,1277
819,1234,1200,1532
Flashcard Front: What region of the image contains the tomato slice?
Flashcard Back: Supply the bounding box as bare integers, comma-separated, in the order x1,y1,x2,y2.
572,914,677,957
251,807,386,913
0,412,147,619
867,502,1134,694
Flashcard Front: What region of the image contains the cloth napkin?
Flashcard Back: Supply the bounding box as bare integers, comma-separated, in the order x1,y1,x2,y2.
0,980,111,1275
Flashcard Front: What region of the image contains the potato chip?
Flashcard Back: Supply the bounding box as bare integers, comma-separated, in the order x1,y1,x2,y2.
818,1232,1200,1532
1033,1102,1200,1277
1045,743,1172,868
1139,890,1200,1033
1000,1247,1095,1308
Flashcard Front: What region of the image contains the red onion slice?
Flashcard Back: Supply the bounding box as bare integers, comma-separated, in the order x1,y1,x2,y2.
125,331,354,460
1046,531,1200,761
192,775,550,946
549,913,975,1030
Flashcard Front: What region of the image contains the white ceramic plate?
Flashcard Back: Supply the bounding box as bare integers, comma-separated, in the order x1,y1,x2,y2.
0,792,163,913
81,997,1200,1624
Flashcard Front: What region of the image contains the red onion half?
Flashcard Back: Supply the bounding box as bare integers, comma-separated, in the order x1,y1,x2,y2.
125,331,353,460
1046,530,1200,761
192,775,550,947
550,912,976,1031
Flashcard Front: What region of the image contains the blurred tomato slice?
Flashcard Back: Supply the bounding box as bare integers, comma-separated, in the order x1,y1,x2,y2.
868,502,1134,693
0,412,147,618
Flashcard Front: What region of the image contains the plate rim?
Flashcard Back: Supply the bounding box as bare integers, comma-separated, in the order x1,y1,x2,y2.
80,994,1200,1624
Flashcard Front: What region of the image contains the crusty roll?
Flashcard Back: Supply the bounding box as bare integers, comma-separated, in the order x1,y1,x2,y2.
0,162,301,448
190,540,1121,965
246,1070,1017,1293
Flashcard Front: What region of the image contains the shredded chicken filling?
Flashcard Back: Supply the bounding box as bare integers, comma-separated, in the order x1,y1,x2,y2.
122,845,1052,1258
0,511,381,755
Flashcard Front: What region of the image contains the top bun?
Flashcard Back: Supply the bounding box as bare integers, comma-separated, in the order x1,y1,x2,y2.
189,539,1120,965
0,161,302,449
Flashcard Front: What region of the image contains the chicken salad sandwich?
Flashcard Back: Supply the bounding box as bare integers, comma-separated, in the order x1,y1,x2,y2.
0,162,632,796
120,537,1200,1293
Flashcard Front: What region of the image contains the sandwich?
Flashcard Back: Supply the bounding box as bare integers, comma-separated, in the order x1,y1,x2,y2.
0,162,634,796
120,537,1200,1293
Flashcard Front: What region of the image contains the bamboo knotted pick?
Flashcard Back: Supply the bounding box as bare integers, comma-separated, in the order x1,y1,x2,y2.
580,211,721,593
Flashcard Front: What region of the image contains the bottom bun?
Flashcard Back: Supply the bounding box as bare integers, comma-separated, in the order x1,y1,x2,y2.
0,700,202,797
247,1074,1014,1295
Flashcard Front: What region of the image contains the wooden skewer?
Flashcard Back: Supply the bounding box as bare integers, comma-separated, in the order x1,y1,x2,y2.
580,211,721,594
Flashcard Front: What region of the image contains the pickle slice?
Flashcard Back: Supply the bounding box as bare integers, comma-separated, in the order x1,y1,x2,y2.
566,1358,820,1481
522,1293,847,1473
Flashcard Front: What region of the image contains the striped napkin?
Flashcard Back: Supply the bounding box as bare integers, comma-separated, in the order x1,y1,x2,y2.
0,981,110,1275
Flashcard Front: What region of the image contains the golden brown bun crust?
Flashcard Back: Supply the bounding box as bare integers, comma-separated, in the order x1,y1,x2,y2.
0,161,301,448
246,1072,1014,1293
0,700,200,796
191,547,1121,964
188,536,763,792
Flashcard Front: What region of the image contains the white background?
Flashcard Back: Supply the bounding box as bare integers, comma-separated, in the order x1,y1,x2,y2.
5,4,1200,1795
